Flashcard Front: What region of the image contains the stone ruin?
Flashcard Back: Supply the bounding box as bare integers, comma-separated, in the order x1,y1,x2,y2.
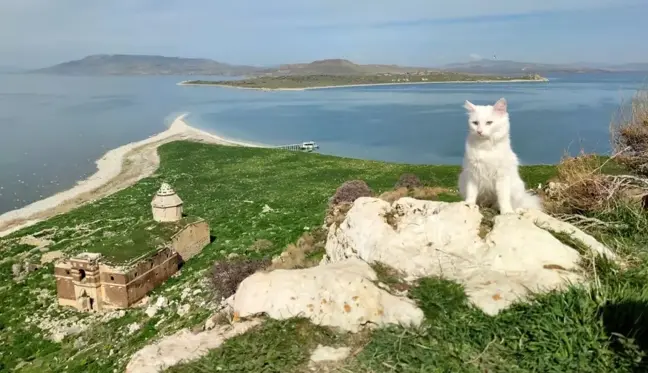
54,183,211,312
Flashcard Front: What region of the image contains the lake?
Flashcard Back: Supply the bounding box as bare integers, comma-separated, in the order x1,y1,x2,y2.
0,72,645,214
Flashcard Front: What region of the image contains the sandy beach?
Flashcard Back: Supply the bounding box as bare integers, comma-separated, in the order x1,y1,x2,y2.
0,114,261,237
178,77,549,91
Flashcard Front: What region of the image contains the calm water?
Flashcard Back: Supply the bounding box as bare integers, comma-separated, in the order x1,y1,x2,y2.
0,72,645,214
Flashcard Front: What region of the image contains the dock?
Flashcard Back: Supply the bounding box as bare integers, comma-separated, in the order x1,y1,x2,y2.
273,141,320,152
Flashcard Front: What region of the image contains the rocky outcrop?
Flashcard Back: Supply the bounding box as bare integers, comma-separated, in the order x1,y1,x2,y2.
323,197,615,315
231,258,424,332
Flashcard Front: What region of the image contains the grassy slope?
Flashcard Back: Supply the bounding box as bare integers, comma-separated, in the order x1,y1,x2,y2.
1,142,646,372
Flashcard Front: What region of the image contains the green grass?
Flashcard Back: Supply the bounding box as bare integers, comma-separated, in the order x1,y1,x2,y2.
86,216,202,264
184,72,546,89
1,141,647,373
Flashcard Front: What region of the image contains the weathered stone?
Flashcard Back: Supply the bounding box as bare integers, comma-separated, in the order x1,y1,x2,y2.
310,344,351,363
126,319,262,373
323,197,615,315
232,258,424,332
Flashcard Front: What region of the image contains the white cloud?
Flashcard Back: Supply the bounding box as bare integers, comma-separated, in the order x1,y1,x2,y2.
469,53,482,60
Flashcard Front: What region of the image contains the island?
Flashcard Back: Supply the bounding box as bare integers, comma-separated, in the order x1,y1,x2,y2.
179,72,548,90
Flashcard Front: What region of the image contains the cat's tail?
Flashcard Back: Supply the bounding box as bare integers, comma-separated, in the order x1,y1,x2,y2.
520,191,543,211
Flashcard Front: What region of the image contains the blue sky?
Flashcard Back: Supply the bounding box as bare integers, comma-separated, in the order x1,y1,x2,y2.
1,0,647,67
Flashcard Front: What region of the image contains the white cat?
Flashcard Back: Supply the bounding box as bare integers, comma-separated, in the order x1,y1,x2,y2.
458,98,542,214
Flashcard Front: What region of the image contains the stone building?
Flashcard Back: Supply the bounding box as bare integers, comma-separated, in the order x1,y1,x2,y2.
152,183,184,222
54,184,210,312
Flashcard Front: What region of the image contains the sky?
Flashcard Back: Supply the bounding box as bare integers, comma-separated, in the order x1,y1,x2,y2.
1,0,647,68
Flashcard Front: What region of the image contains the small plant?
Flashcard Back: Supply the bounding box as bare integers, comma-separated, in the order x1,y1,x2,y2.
209,257,271,299
328,180,373,207
379,187,409,204
268,228,328,270
611,88,648,175
249,239,273,252
395,173,422,190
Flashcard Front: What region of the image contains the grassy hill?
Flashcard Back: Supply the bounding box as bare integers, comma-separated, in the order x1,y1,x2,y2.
30,54,265,76
266,58,434,76
440,59,610,75
1,141,648,372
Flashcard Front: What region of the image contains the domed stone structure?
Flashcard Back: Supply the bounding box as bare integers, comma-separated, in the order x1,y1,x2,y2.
151,183,183,222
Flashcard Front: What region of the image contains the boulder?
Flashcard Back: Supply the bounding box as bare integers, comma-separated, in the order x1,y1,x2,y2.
323,197,616,315
231,258,424,332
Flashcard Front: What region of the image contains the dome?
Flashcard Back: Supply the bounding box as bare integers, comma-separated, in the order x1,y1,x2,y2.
151,183,183,208
151,183,183,222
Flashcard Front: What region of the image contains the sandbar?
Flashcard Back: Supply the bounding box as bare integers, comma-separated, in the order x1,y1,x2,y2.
177,78,549,91
0,114,260,237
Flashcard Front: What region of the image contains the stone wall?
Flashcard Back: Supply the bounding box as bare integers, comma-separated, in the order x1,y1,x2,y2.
124,249,180,306
171,220,210,262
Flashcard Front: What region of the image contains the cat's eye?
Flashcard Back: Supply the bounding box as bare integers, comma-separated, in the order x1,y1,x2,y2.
486,121,493,125
471,121,479,126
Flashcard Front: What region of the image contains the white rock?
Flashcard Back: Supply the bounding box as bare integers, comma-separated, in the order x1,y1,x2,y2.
40,250,64,265
145,296,169,317
261,204,274,213
155,296,168,308
232,258,423,332
177,304,191,317
204,317,216,331
310,344,351,363
127,323,141,335
145,305,159,317
126,319,262,373
324,198,616,315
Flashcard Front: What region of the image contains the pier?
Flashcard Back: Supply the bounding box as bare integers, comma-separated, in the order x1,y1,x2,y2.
273,141,320,152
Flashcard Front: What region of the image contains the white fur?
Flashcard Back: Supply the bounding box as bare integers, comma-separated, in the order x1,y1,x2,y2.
458,98,542,214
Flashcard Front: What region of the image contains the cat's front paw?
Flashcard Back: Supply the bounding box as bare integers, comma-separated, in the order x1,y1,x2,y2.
499,208,515,215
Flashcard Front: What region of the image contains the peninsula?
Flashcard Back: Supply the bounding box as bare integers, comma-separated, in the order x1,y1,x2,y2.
179,72,548,90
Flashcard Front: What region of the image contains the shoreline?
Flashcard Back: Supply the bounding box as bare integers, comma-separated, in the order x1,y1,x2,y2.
177,78,549,91
0,115,261,237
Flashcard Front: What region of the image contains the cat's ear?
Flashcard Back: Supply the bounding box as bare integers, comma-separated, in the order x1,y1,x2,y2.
464,100,476,112
493,98,507,115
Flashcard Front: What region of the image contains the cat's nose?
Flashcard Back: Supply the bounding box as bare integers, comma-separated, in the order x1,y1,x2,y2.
477,129,483,135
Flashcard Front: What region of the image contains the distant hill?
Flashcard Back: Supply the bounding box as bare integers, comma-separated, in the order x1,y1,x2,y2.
603,63,648,72
30,54,265,76
440,59,609,75
29,54,648,77
257,59,435,76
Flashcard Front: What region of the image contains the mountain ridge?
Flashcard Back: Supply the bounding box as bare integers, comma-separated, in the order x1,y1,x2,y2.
28,54,648,76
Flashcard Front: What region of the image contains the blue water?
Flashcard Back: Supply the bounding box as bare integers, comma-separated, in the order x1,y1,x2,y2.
0,72,645,214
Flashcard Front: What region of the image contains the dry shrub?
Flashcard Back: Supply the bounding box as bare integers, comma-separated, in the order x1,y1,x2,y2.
267,228,328,271
611,88,648,175
210,257,271,299
543,152,612,214
379,187,409,203
328,180,373,207
249,239,273,252
379,186,450,204
395,173,422,190
411,186,450,200
324,202,353,228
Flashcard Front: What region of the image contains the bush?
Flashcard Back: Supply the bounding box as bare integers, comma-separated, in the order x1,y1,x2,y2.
611,88,648,175
210,257,271,299
267,228,328,270
395,173,422,190
328,180,373,207
543,152,612,214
